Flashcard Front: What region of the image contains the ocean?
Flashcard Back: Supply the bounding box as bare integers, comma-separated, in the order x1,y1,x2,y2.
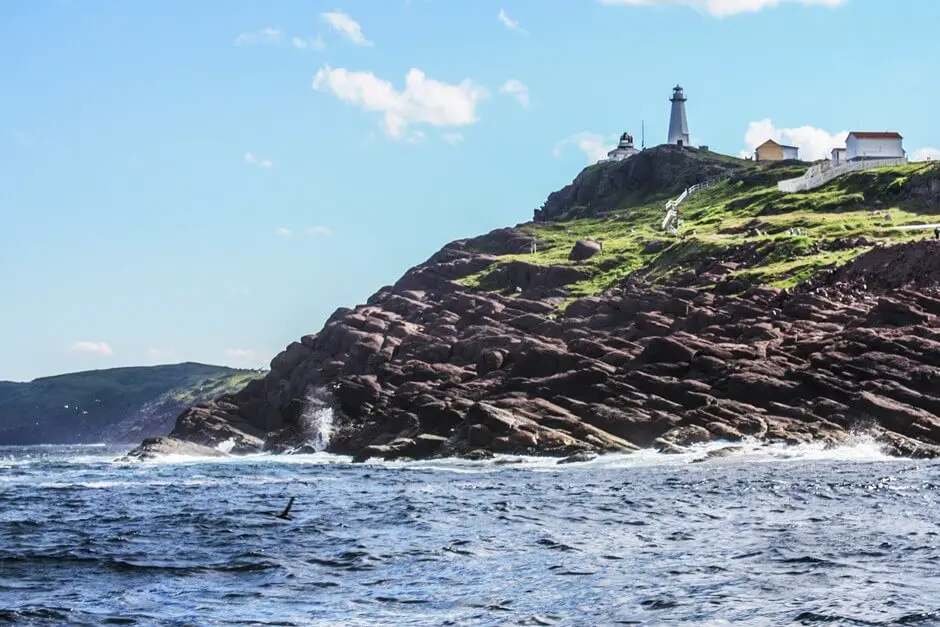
1,442,939,626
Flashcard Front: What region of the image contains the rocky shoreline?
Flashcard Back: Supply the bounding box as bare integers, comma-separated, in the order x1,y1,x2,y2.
126,148,940,462
127,235,940,462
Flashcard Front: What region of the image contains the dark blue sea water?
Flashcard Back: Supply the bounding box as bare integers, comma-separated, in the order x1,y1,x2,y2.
2,441,940,626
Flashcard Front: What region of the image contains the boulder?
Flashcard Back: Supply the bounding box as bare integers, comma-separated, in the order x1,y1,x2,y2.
122,437,228,461
568,239,603,261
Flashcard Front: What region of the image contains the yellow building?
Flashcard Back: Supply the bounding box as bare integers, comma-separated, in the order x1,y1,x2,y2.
755,139,800,162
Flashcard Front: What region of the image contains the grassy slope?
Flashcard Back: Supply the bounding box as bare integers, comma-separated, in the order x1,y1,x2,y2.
460,160,940,304
0,363,263,444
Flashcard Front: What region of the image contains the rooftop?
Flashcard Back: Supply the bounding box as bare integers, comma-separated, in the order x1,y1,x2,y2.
849,131,903,140
757,139,799,150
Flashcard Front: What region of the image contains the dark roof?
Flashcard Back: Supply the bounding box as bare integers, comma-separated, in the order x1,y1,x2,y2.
849,131,903,140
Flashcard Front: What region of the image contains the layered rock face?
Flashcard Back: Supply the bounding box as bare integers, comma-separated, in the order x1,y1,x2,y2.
127,149,940,461
134,236,940,461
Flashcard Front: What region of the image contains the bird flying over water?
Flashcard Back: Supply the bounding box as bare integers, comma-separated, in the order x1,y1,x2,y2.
270,497,295,520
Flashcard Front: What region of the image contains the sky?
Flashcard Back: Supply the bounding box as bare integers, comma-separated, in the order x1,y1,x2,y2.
2,0,939,381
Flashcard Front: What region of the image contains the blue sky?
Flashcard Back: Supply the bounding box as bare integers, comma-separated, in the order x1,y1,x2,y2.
2,0,939,381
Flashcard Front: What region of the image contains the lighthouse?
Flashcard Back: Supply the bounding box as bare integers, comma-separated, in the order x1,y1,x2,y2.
606,132,639,162
667,85,690,147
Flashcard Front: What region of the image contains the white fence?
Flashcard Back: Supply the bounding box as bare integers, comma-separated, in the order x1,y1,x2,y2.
777,157,908,193
661,174,731,234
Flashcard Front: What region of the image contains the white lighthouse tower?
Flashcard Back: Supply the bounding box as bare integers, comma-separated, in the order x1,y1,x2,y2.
667,84,690,147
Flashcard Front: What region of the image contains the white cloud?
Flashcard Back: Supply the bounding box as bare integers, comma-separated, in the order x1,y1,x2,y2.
500,79,530,108
228,286,251,297
292,35,325,51
313,65,489,140
147,348,176,359
599,0,849,17
321,11,373,46
275,227,292,239
443,132,464,145
740,118,847,161
912,147,940,162
68,341,113,356
235,27,282,46
306,225,333,236
244,152,274,168
554,132,616,164
497,9,528,33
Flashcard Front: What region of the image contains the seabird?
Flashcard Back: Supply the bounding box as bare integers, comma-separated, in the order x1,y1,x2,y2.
270,497,295,520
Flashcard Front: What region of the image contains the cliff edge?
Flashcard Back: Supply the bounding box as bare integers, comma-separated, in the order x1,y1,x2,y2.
127,148,940,461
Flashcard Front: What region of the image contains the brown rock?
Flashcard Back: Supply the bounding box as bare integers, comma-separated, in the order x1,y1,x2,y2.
568,239,602,261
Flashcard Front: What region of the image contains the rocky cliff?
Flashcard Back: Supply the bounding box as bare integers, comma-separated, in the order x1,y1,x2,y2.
128,148,940,461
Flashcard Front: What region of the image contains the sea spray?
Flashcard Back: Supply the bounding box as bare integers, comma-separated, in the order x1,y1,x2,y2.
300,386,335,452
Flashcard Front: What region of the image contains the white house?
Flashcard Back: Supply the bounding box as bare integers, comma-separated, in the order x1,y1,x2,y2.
606,132,640,162
831,147,847,165
845,132,905,162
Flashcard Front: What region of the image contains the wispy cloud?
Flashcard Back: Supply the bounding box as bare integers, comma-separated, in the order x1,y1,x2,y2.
228,286,251,297
598,0,850,18
235,27,282,46
321,11,373,46
147,347,176,360
236,27,324,51
244,152,274,168
497,9,528,34
741,118,847,161
306,225,333,236
275,227,292,239
500,79,530,108
292,35,325,50
553,132,616,164
313,65,489,140
68,341,113,356
443,132,464,146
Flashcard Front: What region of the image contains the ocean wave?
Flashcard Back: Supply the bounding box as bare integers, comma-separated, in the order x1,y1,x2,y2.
93,434,911,477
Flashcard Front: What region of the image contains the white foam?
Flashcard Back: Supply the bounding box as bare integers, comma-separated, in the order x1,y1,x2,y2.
300,387,335,452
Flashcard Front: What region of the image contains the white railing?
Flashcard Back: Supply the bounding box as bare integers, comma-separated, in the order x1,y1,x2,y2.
661,174,731,234
777,157,908,193
665,189,689,210
662,207,678,233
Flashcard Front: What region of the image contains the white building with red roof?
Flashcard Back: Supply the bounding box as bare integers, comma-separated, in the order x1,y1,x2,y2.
845,131,905,162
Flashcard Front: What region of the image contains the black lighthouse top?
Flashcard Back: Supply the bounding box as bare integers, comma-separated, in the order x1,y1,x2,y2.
670,85,687,102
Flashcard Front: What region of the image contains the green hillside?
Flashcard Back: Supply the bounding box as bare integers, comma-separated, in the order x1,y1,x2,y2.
461,154,940,304
0,362,263,444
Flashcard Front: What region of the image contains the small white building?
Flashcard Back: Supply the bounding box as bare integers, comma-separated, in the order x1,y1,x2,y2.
831,147,847,165
845,131,905,162
606,132,640,162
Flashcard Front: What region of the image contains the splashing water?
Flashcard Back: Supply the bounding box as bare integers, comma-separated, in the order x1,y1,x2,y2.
300,387,335,452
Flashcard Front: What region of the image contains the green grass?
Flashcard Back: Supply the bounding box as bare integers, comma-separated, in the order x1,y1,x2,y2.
455,159,940,305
